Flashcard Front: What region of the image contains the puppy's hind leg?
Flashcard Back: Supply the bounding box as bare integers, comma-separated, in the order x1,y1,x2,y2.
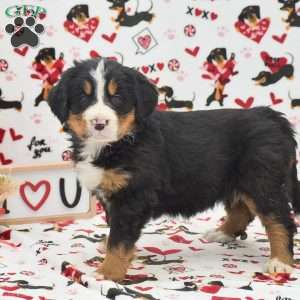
243,193,295,274
203,195,254,243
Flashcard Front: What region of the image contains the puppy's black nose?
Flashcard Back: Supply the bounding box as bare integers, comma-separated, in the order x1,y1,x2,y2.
95,123,105,131
93,119,109,131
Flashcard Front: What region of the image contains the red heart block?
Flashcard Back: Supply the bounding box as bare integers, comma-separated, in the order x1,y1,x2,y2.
101,32,117,43
235,97,254,109
137,35,151,49
270,92,283,105
157,62,164,71
14,46,29,56
272,33,287,44
210,12,218,21
134,286,153,292
149,77,159,85
0,153,13,165
19,180,51,211
185,46,200,57
0,129,5,143
9,128,23,141
195,8,202,16
90,50,101,58
141,66,149,74
64,17,99,42
200,284,222,294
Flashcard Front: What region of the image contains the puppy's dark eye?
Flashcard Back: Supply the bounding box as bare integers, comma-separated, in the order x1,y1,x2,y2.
110,94,123,107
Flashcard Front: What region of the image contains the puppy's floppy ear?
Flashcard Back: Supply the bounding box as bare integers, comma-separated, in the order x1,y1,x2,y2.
48,80,68,124
134,72,158,121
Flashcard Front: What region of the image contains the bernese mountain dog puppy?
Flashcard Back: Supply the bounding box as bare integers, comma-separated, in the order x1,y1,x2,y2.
48,58,299,282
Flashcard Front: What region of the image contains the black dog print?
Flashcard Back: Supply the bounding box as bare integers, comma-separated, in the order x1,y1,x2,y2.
252,52,294,86
203,48,238,106
108,0,154,28
279,0,300,29
0,88,23,111
158,86,195,111
289,90,300,108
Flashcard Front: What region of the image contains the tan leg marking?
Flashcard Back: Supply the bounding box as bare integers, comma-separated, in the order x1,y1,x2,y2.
243,197,293,270
100,169,131,195
99,245,135,282
219,200,254,236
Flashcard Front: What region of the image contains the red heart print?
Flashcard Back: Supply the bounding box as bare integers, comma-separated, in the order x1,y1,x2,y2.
0,153,12,165
210,12,218,20
0,129,5,143
157,62,164,70
90,50,101,58
272,33,287,44
19,180,51,211
101,32,117,43
169,235,192,244
185,46,200,57
134,286,153,292
64,17,99,42
211,297,242,300
235,18,270,43
195,8,202,16
235,97,254,109
141,66,149,74
9,128,23,141
39,12,46,20
270,92,283,105
200,284,222,294
14,46,29,56
149,77,159,85
137,35,151,49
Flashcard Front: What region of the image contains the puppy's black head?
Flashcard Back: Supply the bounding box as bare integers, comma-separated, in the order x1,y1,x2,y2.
207,48,227,64
48,58,158,141
238,5,260,22
66,5,89,21
35,48,56,62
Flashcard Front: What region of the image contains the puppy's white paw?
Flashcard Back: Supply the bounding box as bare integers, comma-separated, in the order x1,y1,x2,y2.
265,257,293,274
203,228,235,243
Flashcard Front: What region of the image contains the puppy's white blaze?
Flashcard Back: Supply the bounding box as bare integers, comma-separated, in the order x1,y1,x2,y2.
83,60,118,142
76,141,104,191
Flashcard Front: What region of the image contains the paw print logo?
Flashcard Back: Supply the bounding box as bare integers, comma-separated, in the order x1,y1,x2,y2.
5,16,44,47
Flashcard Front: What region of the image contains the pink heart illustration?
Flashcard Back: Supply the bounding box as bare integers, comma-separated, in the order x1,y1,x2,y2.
137,35,151,49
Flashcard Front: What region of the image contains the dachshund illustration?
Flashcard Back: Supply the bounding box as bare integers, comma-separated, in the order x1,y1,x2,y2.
0,88,23,111
252,52,294,86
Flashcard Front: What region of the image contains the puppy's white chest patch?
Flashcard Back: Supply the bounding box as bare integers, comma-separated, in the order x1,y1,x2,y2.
76,160,104,191
75,140,104,192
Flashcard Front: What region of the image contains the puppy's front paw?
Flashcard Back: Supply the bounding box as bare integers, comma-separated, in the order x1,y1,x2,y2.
203,228,235,243
98,261,127,282
265,257,293,274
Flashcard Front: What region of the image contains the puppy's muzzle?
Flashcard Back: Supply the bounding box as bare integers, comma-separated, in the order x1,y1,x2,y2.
91,118,110,131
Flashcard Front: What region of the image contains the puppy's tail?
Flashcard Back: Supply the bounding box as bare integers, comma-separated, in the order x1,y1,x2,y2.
285,52,294,65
